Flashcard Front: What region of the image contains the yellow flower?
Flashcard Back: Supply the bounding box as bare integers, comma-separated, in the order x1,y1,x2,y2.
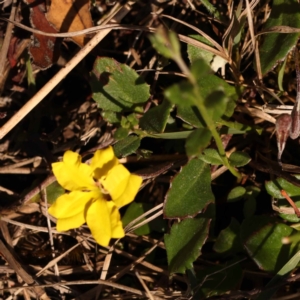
48,146,142,246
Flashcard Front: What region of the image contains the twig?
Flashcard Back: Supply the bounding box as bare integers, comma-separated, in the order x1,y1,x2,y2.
280,190,300,217
135,271,156,300
41,189,60,279
0,0,17,81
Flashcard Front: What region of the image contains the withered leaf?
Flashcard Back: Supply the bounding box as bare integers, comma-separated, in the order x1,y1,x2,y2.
46,0,93,47
24,0,61,69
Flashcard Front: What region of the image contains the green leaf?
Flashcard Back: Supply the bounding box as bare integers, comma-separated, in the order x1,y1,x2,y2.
190,59,212,79
165,81,196,106
46,181,65,205
200,148,223,165
227,186,246,202
265,178,300,221
101,110,121,123
113,135,141,158
229,151,251,167
165,216,211,273
90,57,150,112
177,75,237,127
240,216,300,272
213,218,242,254
185,128,212,157
114,127,129,140
266,177,300,199
259,0,300,75
139,100,173,133
187,35,214,65
177,105,205,127
126,113,139,126
149,30,181,59
278,56,288,91
204,90,229,122
196,0,221,20
164,159,214,218
122,202,152,235
256,250,300,300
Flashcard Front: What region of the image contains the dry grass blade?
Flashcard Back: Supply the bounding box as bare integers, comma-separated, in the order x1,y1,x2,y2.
0,0,17,82
245,0,262,80
135,270,155,300
236,105,276,124
124,203,163,232
160,13,225,54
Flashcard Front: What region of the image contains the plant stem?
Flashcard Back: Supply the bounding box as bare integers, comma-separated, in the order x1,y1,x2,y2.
175,55,241,179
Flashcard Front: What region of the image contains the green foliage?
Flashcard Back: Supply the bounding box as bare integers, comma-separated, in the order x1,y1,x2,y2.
122,202,152,235
228,151,251,167
187,35,214,65
241,216,300,272
265,178,300,221
85,6,300,293
90,57,150,114
227,186,246,202
176,73,237,127
114,127,129,140
149,30,181,60
199,148,223,165
213,218,243,254
256,250,300,300
164,159,214,219
259,0,300,74
139,100,173,133
164,216,211,273
185,128,212,157
113,135,141,157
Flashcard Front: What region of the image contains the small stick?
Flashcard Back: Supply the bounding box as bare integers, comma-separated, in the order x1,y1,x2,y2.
280,189,300,217
0,0,17,80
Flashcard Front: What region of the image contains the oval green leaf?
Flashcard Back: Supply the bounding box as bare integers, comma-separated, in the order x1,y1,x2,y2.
213,218,242,254
200,148,223,165
229,151,251,167
227,186,246,202
164,158,214,219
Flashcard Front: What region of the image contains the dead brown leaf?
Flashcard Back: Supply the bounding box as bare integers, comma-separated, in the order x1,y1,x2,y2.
46,0,93,47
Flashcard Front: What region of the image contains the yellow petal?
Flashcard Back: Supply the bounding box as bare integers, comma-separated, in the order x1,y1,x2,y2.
101,165,130,199
101,165,142,207
90,147,119,180
86,199,112,247
52,151,95,191
113,174,142,208
48,190,97,219
107,201,125,238
56,212,85,231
